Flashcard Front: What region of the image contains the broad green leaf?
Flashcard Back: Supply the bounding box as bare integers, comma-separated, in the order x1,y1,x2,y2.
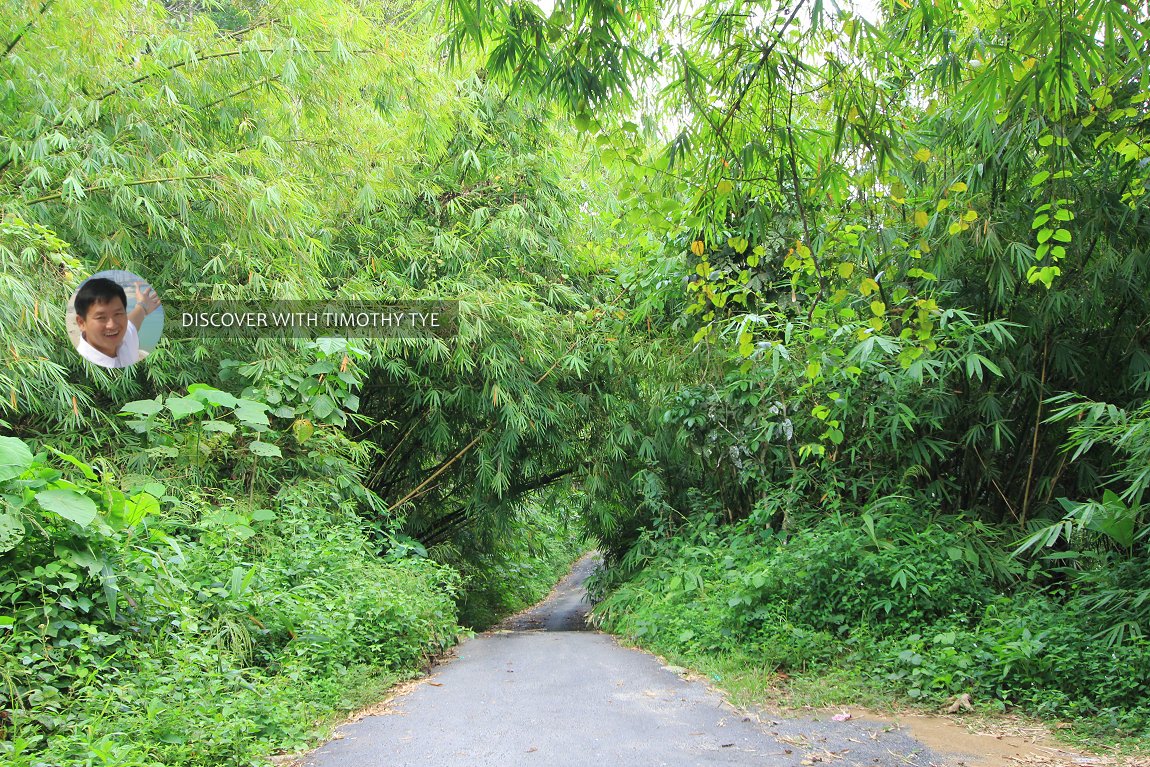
121,492,159,528
311,395,336,420
120,398,163,416
187,384,238,408
47,447,98,480
249,441,282,458
0,437,34,482
36,488,98,527
0,510,24,553
166,396,205,419
234,400,270,426
293,419,315,443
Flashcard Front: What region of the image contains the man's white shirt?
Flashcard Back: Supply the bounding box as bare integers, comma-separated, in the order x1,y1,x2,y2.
77,320,141,368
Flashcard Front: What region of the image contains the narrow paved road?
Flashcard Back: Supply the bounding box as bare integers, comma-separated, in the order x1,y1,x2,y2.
302,555,958,767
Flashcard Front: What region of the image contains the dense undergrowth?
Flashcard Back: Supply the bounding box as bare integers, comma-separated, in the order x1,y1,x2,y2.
592,502,1150,741
0,431,458,766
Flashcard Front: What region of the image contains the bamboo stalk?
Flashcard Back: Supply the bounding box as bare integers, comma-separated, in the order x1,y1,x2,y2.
27,174,216,205
1021,335,1051,526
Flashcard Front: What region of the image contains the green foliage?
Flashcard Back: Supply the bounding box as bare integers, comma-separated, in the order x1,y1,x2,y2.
877,594,1150,734
4,0,1150,756
0,411,459,765
594,504,1150,737
452,501,587,630
0,3,619,761
1008,395,1150,647
445,0,1150,524
444,0,1150,737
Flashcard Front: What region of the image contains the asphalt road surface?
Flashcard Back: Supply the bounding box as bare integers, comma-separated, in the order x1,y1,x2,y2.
302,555,960,767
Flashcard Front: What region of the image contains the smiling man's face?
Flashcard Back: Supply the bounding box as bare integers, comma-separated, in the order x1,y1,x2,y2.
77,297,129,358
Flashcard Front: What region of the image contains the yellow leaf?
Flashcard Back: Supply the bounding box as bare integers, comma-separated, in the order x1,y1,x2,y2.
914,210,929,228
860,277,879,296
837,262,855,279
936,199,950,212
716,179,734,195
914,147,932,162
963,209,979,222
949,182,968,193
870,301,886,316
690,240,705,256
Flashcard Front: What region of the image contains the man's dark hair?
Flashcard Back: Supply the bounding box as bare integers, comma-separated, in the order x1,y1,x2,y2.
75,277,127,318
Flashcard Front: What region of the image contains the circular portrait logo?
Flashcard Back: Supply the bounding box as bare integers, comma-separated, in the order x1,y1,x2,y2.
67,270,164,369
